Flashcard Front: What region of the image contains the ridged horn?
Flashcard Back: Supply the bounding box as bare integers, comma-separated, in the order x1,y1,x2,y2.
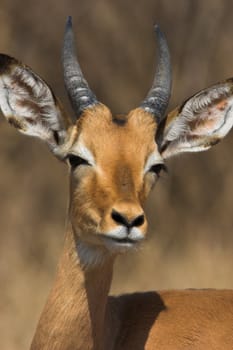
62,16,98,118
140,25,172,122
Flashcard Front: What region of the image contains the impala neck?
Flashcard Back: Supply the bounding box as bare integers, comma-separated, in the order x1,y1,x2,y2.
30,224,114,350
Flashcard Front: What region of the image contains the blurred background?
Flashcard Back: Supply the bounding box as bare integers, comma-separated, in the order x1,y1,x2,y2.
1,0,233,348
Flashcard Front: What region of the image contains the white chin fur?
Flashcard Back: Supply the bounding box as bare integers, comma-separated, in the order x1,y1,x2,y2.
75,226,145,267
76,240,110,268
102,237,137,253
101,226,145,252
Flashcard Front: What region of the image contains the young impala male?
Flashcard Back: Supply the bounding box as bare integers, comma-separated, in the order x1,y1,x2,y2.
1,17,233,350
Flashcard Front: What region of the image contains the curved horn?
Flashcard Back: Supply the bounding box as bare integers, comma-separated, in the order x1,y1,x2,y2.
140,25,172,121
62,16,98,118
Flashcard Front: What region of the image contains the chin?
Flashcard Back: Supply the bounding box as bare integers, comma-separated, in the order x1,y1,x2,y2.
99,228,145,253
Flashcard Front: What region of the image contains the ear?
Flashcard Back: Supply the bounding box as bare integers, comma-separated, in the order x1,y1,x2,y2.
156,79,233,159
0,54,72,155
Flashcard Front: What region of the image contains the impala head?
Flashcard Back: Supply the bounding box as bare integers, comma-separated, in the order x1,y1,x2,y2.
1,17,233,261
56,18,171,252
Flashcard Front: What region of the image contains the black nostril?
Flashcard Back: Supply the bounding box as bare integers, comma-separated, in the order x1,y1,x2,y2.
111,210,129,227
111,210,145,228
132,214,145,227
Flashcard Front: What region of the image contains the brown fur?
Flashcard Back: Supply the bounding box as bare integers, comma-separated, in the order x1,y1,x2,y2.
30,105,162,350
30,228,233,350
2,56,233,349
68,105,157,245
29,104,233,350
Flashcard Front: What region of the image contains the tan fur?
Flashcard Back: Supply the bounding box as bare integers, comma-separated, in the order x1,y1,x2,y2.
30,104,233,350
2,54,233,349
69,105,158,246
29,105,162,350
115,290,233,349
30,228,233,350
30,227,115,350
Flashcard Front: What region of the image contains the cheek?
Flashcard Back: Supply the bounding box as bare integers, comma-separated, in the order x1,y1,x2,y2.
140,174,157,203
69,170,114,225
69,171,97,228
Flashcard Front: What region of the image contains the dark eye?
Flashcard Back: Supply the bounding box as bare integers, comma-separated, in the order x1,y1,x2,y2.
149,163,167,177
67,155,89,169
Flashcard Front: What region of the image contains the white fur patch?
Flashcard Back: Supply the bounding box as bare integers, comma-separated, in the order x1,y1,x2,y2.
128,227,144,241
106,226,144,241
144,151,164,174
76,240,109,268
75,227,144,265
71,140,96,166
106,226,129,239
102,226,144,254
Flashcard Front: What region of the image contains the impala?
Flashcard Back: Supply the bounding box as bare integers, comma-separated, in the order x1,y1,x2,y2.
1,17,233,350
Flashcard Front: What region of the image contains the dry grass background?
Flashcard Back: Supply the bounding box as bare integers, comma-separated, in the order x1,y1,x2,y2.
1,0,233,349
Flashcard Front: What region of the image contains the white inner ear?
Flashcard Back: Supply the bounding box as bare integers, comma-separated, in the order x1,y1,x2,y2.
160,81,233,159
165,94,233,143
144,151,163,174
71,141,96,166
0,64,66,149
1,70,62,126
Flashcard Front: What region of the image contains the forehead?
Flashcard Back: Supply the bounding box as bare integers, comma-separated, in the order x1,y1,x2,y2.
73,104,158,161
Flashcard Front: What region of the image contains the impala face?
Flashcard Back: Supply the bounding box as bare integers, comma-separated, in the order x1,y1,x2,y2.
66,105,164,250
1,18,233,259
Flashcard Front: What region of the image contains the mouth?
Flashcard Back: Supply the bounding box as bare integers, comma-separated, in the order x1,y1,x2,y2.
100,233,144,250
110,237,136,244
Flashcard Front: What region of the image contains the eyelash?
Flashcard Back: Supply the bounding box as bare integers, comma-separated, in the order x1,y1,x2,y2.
149,163,167,177
67,155,89,169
